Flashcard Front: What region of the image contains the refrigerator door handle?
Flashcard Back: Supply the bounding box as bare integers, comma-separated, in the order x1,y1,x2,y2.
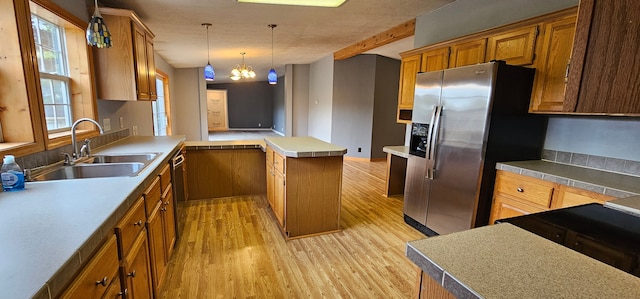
427,105,443,180
425,105,438,179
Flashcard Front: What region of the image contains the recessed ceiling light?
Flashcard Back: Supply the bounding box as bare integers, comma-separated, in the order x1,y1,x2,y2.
235,0,347,8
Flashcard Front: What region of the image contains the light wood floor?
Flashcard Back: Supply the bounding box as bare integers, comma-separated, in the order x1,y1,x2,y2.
158,159,424,298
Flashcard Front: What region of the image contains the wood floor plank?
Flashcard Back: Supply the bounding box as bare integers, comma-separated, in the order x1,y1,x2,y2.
159,159,424,298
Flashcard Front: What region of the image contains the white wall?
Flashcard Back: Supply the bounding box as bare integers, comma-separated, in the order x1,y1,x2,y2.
290,64,310,137
174,68,207,141
97,100,153,136
307,55,334,142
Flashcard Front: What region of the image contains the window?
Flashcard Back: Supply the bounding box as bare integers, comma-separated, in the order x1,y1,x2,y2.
31,14,72,132
152,70,172,136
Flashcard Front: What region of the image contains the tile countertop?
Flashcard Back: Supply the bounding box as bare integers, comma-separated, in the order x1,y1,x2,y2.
382,145,410,158
0,135,185,299
497,160,640,198
184,139,266,150
264,136,347,158
406,223,640,299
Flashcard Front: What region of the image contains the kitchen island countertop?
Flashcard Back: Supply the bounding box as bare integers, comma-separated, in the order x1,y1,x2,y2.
407,223,640,298
265,136,347,158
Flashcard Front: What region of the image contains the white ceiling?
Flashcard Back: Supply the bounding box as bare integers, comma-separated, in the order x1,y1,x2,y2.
99,0,454,83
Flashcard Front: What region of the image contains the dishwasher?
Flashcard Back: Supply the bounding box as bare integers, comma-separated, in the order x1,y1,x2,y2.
170,148,186,239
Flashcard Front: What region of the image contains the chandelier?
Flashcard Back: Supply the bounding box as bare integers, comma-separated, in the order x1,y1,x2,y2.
230,52,256,81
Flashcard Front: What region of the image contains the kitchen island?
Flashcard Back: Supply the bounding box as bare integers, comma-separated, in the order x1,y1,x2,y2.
407,223,640,298
264,136,347,239
0,136,184,299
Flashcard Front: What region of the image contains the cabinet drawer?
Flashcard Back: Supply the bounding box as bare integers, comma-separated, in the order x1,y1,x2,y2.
144,176,162,216
495,171,554,208
60,235,119,299
266,147,274,165
273,151,285,174
159,163,171,194
115,196,146,257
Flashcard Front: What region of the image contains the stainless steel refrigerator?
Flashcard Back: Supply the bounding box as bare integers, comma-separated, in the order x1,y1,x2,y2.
404,61,547,236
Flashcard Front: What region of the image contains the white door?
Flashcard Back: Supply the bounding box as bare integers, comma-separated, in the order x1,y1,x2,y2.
206,90,228,131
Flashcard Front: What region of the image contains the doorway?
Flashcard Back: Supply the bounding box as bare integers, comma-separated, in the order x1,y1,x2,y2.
206,90,229,131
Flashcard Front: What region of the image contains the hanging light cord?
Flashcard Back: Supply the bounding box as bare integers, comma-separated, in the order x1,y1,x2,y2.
268,24,277,68
206,24,211,64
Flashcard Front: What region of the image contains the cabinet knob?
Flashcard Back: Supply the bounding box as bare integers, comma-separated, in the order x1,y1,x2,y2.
118,288,128,297
128,270,137,278
95,276,108,286
516,187,524,193
133,220,143,226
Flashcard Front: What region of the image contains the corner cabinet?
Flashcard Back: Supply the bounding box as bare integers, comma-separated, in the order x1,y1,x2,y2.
93,7,156,101
564,0,640,115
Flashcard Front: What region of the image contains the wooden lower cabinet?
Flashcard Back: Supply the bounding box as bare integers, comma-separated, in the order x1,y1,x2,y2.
59,235,120,299
102,274,124,299
417,270,456,299
265,145,343,239
147,201,167,294
490,170,615,223
123,229,154,299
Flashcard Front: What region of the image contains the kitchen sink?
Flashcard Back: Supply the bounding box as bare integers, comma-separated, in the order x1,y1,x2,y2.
85,153,159,164
32,162,147,181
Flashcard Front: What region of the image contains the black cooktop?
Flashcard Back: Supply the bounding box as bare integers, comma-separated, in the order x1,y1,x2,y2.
497,203,640,277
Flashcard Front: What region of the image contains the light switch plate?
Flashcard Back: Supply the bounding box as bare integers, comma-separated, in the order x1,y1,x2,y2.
119,117,124,129
132,125,138,136
103,118,111,131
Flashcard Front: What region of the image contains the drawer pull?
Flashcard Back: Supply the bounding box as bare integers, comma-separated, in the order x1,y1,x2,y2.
516,187,524,193
133,220,143,226
95,276,108,286
128,270,137,278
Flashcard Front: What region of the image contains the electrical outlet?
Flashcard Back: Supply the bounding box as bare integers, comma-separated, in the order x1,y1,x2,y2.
103,118,111,131
258,123,262,127
119,117,124,129
132,125,138,136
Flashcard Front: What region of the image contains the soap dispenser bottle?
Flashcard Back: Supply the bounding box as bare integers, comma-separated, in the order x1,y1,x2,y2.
1,155,25,191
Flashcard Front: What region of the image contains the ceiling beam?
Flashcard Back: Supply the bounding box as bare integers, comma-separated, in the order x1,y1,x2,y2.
333,19,415,60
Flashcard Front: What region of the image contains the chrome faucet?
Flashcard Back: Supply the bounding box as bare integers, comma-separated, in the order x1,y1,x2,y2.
71,118,104,160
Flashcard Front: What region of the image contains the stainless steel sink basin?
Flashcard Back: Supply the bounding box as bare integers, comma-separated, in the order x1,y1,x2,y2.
86,153,159,164
33,163,146,181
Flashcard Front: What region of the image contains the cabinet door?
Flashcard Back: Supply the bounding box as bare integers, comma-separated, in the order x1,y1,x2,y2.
162,185,176,259
551,185,614,209
489,194,547,224
101,274,124,299
398,54,422,110
124,229,153,299
146,202,166,293
274,170,285,228
132,23,150,101
60,235,119,299
565,0,640,114
146,33,157,101
421,47,449,72
266,164,275,208
486,25,539,66
449,39,487,67
529,17,576,112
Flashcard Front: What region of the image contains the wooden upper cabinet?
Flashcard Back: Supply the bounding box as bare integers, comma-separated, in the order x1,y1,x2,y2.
93,8,156,101
486,25,539,66
564,0,640,115
421,47,450,72
449,38,487,67
530,16,577,112
397,54,422,123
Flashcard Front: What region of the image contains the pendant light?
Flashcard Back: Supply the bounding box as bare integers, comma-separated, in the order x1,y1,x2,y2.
268,24,278,85
86,0,112,48
202,23,215,81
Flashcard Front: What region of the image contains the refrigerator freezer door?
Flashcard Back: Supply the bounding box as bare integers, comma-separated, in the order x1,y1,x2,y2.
425,62,497,235
403,155,429,225
412,71,444,124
